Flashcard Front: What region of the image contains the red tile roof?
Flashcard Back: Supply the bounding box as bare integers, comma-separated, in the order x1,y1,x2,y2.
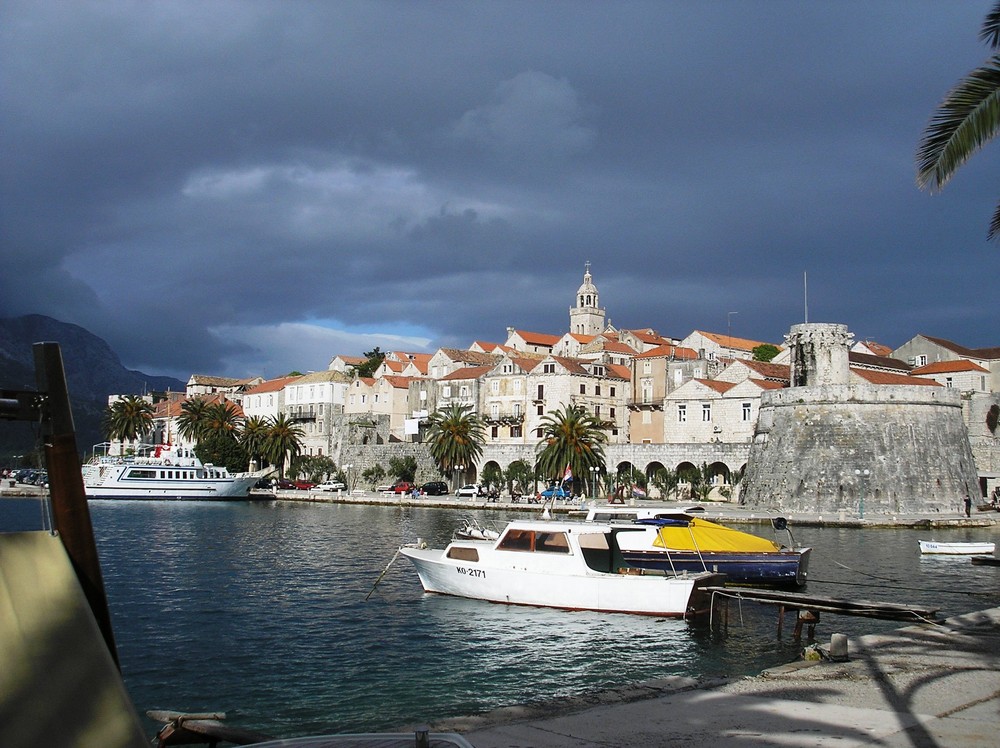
851,369,941,386
911,360,989,375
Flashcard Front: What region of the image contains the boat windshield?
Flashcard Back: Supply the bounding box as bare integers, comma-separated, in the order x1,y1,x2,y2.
496,529,571,553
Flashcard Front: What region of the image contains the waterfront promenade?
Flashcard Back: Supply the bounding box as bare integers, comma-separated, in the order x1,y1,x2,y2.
435,607,1000,747
266,487,999,529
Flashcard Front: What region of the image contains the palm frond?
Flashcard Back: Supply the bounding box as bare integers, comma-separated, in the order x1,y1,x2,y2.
988,200,1000,241
981,2,1000,48
916,55,1000,191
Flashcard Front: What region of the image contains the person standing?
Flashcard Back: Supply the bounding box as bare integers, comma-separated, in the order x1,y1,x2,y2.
964,494,972,518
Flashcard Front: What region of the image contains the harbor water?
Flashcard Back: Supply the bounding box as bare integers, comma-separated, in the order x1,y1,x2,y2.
2,497,999,740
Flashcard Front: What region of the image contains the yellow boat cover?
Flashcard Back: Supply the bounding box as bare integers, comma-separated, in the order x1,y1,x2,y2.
652,517,781,552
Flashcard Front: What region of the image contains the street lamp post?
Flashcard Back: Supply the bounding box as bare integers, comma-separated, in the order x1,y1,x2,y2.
454,464,465,492
590,466,600,499
855,468,870,519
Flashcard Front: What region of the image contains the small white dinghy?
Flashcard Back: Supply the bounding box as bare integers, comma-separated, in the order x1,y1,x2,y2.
918,540,996,555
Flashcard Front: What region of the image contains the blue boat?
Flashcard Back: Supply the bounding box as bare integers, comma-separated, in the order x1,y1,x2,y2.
596,511,811,588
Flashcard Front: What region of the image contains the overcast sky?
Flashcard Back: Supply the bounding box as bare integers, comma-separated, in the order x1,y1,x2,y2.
3,1,998,381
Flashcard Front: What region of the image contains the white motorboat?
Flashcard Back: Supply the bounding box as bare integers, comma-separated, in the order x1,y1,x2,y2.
400,518,724,617
82,443,268,500
918,540,997,555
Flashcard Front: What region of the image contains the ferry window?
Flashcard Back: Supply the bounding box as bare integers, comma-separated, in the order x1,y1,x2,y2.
497,529,534,551
447,546,480,562
126,469,157,479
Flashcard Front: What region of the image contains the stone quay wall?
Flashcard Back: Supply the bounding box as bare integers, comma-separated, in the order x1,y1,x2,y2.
741,383,980,515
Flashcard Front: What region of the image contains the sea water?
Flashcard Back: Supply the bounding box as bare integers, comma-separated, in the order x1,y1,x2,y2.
2,497,997,739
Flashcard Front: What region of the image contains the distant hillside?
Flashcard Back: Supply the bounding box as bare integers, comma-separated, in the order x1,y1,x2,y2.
0,314,186,461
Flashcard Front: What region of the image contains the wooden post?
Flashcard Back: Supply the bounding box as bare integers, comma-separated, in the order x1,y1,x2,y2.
33,342,121,670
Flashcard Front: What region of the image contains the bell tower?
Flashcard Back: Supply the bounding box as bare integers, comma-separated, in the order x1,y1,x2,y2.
569,262,606,335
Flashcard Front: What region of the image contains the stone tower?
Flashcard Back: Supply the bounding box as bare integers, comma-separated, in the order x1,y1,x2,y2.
569,262,606,335
740,322,980,516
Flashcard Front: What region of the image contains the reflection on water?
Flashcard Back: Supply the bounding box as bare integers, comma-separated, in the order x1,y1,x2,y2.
2,498,998,737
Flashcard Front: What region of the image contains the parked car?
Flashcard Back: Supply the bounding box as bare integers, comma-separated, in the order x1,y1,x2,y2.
317,480,347,492
391,481,414,494
376,483,394,492
420,481,449,496
273,479,296,490
293,479,316,490
455,484,483,498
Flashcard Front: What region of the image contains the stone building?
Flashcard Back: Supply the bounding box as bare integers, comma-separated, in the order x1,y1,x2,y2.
741,323,980,515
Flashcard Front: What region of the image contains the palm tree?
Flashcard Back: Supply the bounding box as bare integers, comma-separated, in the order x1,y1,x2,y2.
534,405,608,493
425,404,485,487
263,413,304,479
202,401,242,441
917,2,1000,240
176,397,211,444
240,415,271,469
104,395,154,453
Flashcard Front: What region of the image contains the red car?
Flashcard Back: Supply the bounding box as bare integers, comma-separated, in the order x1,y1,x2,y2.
293,479,316,490
391,482,414,494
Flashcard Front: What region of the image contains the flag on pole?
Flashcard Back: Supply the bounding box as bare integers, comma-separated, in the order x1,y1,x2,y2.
563,464,573,484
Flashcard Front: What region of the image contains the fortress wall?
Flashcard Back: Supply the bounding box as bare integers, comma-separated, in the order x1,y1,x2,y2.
741,384,979,515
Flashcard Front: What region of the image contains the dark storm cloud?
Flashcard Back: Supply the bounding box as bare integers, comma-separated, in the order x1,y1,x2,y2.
2,1,997,379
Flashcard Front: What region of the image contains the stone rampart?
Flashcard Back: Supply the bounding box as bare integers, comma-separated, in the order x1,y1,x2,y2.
741,383,980,515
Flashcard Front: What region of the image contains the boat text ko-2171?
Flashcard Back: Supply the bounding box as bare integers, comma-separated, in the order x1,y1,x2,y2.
399,518,725,618
81,443,268,500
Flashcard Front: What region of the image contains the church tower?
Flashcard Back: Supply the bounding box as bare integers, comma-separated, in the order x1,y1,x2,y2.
569,262,606,335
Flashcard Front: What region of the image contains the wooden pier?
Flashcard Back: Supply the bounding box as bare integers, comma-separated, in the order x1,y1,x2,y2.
704,586,940,635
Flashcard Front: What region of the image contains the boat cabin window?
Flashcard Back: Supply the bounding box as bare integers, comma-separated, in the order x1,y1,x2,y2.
446,547,480,562
126,469,157,479
497,529,570,553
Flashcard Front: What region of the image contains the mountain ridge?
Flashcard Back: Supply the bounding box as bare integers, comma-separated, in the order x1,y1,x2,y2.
0,314,186,461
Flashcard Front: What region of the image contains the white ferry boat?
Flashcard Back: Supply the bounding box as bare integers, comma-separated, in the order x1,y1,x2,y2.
82,443,268,500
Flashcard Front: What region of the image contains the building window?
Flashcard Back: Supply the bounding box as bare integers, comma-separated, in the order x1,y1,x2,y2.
420,390,427,401
537,404,544,416
535,428,543,438
543,363,555,374
917,355,927,366
945,377,953,388
610,407,615,419
514,403,521,417
643,361,651,374
491,426,498,439
702,403,711,421
537,385,544,399
642,379,652,404
642,410,652,425
742,402,752,421
491,381,500,393
595,384,601,396
678,404,687,423
491,403,499,419
580,384,586,395
514,380,521,393
460,386,469,398
595,405,601,418
443,385,452,397
511,425,522,438
610,386,616,397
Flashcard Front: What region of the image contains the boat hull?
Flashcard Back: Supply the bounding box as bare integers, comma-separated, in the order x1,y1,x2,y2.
919,541,996,555
619,547,811,587
82,458,265,500
400,545,722,617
